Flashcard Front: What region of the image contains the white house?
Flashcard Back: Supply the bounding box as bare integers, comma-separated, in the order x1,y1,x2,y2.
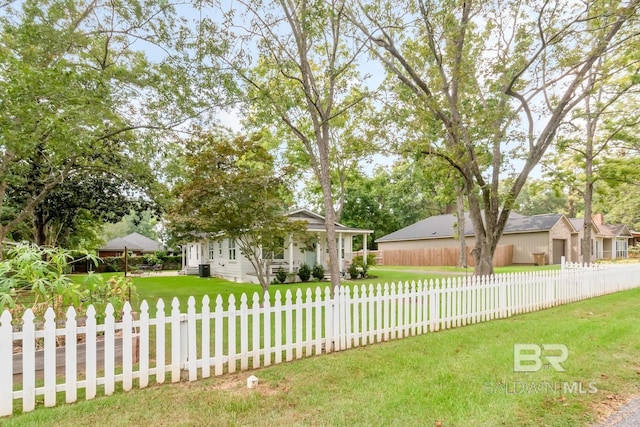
180,209,373,283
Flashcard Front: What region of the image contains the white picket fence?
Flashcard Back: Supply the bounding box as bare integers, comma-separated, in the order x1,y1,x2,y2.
2,263,640,416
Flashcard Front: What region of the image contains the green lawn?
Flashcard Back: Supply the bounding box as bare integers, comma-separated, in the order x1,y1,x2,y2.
74,267,462,309
5,286,640,426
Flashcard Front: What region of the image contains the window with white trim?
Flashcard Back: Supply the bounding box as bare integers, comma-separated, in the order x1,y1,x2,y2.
229,239,236,260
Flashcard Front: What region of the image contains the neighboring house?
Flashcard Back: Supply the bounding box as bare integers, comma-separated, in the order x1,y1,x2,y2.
180,209,373,283
98,232,164,257
376,212,632,266
569,214,632,262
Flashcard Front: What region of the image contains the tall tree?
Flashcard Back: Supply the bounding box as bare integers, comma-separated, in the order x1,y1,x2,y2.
0,0,228,254
349,0,640,274
549,50,640,260
339,158,457,248
214,0,372,291
511,178,578,217
167,131,306,299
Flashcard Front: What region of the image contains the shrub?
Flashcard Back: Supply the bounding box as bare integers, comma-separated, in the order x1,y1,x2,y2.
0,244,97,319
352,253,376,278
143,254,160,265
275,267,288,284
348,263,359,279
83,273,137,322
297,263,311,282
352,253,377,269
312,264,325,281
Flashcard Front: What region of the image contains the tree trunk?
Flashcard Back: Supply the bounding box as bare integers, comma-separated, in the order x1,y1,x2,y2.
472,237,495,276
581,82,596,265
34,207,47,247
582,144,594,265
320,167,341,294
456,191,467,268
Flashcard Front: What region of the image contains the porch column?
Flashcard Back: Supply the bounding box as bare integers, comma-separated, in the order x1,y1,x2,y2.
288,234,294,273
182,245,186,269
363,234,368,266
339,232,343,272
317,237,322,266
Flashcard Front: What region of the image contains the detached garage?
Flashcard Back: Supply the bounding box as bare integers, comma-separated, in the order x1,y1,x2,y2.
376,212,577,266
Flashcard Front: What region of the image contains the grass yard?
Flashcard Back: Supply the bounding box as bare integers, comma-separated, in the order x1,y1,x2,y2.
5,286,640,426
73,267,462,310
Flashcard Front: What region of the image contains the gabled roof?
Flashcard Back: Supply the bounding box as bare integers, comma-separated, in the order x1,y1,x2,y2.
376,212,571,243
100,232,163,252
567,217,633,238
286,208,373,234
598,223,632,238
504,214,568,234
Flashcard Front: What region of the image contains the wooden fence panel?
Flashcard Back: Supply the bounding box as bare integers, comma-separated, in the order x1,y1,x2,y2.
377,245,513,267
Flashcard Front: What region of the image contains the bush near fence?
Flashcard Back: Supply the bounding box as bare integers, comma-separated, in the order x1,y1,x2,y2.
96,255,182,273
3,262,640,416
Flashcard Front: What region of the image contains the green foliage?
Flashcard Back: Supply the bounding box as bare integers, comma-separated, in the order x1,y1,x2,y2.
0,244,135,322
297,263,311,282
340,161,456,250
143,254,161,266
347,263,359,280
0,0,233,250
0,245,78,316
83,273,137,322
312,264,325,281
0,244,96,319
98,255,181,272
167,131,307,294
351,253,376,278
352,253,376,269
275,267,288,284
102,210,161,244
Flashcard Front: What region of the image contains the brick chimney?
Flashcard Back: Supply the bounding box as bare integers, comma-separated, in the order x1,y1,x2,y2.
593,213,604,225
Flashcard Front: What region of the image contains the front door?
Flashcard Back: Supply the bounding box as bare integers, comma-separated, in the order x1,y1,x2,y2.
305,247,317,266
188,243,200,267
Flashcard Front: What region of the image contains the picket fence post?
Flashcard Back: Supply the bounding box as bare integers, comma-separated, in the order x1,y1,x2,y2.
139,301,149,388
214,295,224,376
155,299,166,384
43,308,56,407
85,305,98,400
201,295,211,378
228,294,237,373
0,310,11,417
104,304,115,395
187,297,197,381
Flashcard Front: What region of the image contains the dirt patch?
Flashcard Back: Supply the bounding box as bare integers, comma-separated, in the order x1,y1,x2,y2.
591,393,640,425
201,374,289,397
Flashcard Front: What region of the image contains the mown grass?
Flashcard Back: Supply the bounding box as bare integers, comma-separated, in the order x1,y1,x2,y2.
70,267,458,310
5,286,640,426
